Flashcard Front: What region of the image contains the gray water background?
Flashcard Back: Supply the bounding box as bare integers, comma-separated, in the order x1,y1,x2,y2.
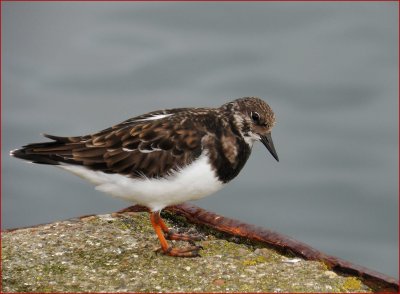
2,2,398,278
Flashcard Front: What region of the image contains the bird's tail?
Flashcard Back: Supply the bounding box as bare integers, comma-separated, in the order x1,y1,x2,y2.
10,133,84,165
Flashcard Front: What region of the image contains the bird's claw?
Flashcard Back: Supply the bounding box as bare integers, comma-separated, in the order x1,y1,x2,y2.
155,245,202,258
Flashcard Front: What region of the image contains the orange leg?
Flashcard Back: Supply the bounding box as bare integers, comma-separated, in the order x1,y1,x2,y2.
149,211,202,257
150,212,169,251
151,212,204,243
156,215,170,233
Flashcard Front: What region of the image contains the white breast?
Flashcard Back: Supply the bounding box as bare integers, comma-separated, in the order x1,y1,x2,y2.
59,153,224,211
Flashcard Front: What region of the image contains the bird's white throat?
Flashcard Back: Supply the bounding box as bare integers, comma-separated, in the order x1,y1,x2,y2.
59,153,224,211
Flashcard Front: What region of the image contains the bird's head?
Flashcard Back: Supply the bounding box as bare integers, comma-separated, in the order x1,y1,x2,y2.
223,97,279,162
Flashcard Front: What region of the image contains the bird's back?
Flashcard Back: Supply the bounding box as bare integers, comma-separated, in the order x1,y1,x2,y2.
11,107,226,180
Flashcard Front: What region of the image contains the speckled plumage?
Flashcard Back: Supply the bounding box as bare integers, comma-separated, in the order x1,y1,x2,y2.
12,97,278,183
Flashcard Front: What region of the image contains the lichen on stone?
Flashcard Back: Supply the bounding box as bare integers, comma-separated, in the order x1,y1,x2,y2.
2,211,372,292
342,276,363,292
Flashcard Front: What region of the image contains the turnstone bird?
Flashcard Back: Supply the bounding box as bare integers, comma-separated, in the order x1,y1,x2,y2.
11,97,278,257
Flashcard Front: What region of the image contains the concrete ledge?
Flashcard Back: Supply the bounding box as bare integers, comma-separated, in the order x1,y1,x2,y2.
161,204,399,292
2,204,398,292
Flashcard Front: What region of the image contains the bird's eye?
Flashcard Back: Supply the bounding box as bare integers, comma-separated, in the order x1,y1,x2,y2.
251,112,260,122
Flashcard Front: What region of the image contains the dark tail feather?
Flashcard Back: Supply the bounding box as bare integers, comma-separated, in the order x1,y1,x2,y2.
43,133,90,143
10,146,62,165
10,150,60,165
10,134,84,165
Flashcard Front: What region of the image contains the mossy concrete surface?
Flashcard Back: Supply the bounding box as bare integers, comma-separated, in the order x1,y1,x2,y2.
2,211,371,292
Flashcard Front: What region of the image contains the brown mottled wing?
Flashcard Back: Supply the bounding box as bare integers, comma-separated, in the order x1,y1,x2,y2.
16,109,207,179
84,113,205,178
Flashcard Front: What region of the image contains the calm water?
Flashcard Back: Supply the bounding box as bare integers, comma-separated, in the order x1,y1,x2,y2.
2,2,398,278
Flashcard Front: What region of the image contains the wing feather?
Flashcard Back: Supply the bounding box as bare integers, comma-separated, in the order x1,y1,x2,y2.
31,109,210,178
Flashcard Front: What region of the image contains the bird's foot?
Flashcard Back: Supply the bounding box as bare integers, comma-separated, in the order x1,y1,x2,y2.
156,245,202,257
165,230,204,245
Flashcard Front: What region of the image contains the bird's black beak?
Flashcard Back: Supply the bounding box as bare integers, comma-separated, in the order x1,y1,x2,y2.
260,133,279,162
